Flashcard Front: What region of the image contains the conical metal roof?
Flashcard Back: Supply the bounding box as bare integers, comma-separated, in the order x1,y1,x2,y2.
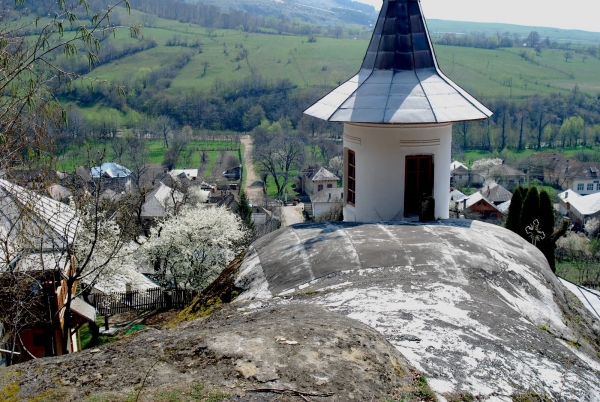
304,0,492,124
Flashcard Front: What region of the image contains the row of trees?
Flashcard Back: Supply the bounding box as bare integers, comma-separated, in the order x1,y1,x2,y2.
454,89,600,154
59,71,343,139
437,30,600,57
105,0,369,36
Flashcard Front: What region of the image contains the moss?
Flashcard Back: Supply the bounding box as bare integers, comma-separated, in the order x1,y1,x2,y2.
1,381,20,402
413,374,435,400
445,392,475,402
566,340,580,348
169,252,245,327
512,392,552,402
299,290,317,296
205,392,230,402
28,388,72,402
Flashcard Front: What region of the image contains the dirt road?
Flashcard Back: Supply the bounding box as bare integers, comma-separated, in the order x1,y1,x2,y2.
240,135,264,204
281,204,305,226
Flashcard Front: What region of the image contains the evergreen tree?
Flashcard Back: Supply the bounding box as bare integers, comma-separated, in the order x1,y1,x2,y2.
505,186,525,232
538,190,555,240
538,190,566,273
518,186,540,240
235,190,255,236
546,219,570,273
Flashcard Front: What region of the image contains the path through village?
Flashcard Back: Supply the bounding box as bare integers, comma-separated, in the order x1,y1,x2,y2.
241,135,305,227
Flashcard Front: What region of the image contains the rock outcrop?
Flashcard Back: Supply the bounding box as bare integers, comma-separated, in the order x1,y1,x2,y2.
234,221,600,401
3,220,600,402
0,304,422,401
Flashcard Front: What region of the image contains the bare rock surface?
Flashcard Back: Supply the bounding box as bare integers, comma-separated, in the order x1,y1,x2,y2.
235,220,600,401
0,304,419,401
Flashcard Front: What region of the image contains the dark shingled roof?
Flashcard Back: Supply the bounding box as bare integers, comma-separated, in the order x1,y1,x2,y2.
478,183,512,205
304,0,492,124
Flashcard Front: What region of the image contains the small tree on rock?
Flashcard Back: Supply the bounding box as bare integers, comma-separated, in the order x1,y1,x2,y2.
236,190,255,242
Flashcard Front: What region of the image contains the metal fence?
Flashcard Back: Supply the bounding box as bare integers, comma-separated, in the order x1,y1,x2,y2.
90,288,197,316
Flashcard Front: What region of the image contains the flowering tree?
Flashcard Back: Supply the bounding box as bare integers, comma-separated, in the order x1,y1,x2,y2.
140,206,247,290
584,218,600,238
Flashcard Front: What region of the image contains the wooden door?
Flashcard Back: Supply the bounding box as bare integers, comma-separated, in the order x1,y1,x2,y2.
404,155,434,217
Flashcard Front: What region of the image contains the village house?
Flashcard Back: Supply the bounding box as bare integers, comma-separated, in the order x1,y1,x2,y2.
222,165,241,180
450,161,470,188
532,153,600,195
471,164,526,191
140,182,185,222
309,188,344,219
90,162,132,192
170,169,199,182
448,188,468,215
455,183,511,220
300,165,339,196
0,179,96,364
526,152,563,182
463,192,504,219
560,191,600,228
557,189,581,216
478,183,513,206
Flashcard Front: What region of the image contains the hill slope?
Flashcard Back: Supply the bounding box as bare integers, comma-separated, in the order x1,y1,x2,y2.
82,8,600,104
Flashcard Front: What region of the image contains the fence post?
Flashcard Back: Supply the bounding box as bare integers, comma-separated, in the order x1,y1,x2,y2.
165,290,173,310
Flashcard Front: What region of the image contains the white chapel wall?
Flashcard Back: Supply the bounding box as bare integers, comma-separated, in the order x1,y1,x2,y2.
342,123,452,222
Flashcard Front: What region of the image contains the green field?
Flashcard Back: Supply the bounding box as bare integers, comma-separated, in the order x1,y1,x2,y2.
78,7,600,104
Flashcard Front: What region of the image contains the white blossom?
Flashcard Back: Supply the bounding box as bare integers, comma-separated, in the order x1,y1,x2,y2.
140,206,246,290
584,217,600,238
471,158,503,170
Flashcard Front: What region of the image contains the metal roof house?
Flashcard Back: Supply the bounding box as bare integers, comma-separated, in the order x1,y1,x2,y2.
304,0,491,221
90,162,131,179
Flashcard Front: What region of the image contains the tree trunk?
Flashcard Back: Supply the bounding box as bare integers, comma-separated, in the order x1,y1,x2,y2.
61,280,75,355
518,115,525,150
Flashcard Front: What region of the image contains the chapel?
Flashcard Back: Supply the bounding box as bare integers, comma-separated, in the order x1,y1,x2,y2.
305,0,492,221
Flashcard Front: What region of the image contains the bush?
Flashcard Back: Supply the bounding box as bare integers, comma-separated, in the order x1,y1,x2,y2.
314,205,343,222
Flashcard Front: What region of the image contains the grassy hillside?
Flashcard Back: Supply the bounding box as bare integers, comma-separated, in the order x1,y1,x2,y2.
82,7,600,105
427,19,600,45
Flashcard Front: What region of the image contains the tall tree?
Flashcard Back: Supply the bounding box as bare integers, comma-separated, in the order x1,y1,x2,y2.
531,97,555,149
505,186,525,233
519,186,541,239
516,111,527,150
255,133,305,198
526,31,540,47
497,101,509,150
538,189,557,269
155,115,178,148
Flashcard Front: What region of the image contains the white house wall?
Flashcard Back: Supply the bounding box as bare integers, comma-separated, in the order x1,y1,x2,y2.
343,123,452,222
313,201,343,218
572,180,600,196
